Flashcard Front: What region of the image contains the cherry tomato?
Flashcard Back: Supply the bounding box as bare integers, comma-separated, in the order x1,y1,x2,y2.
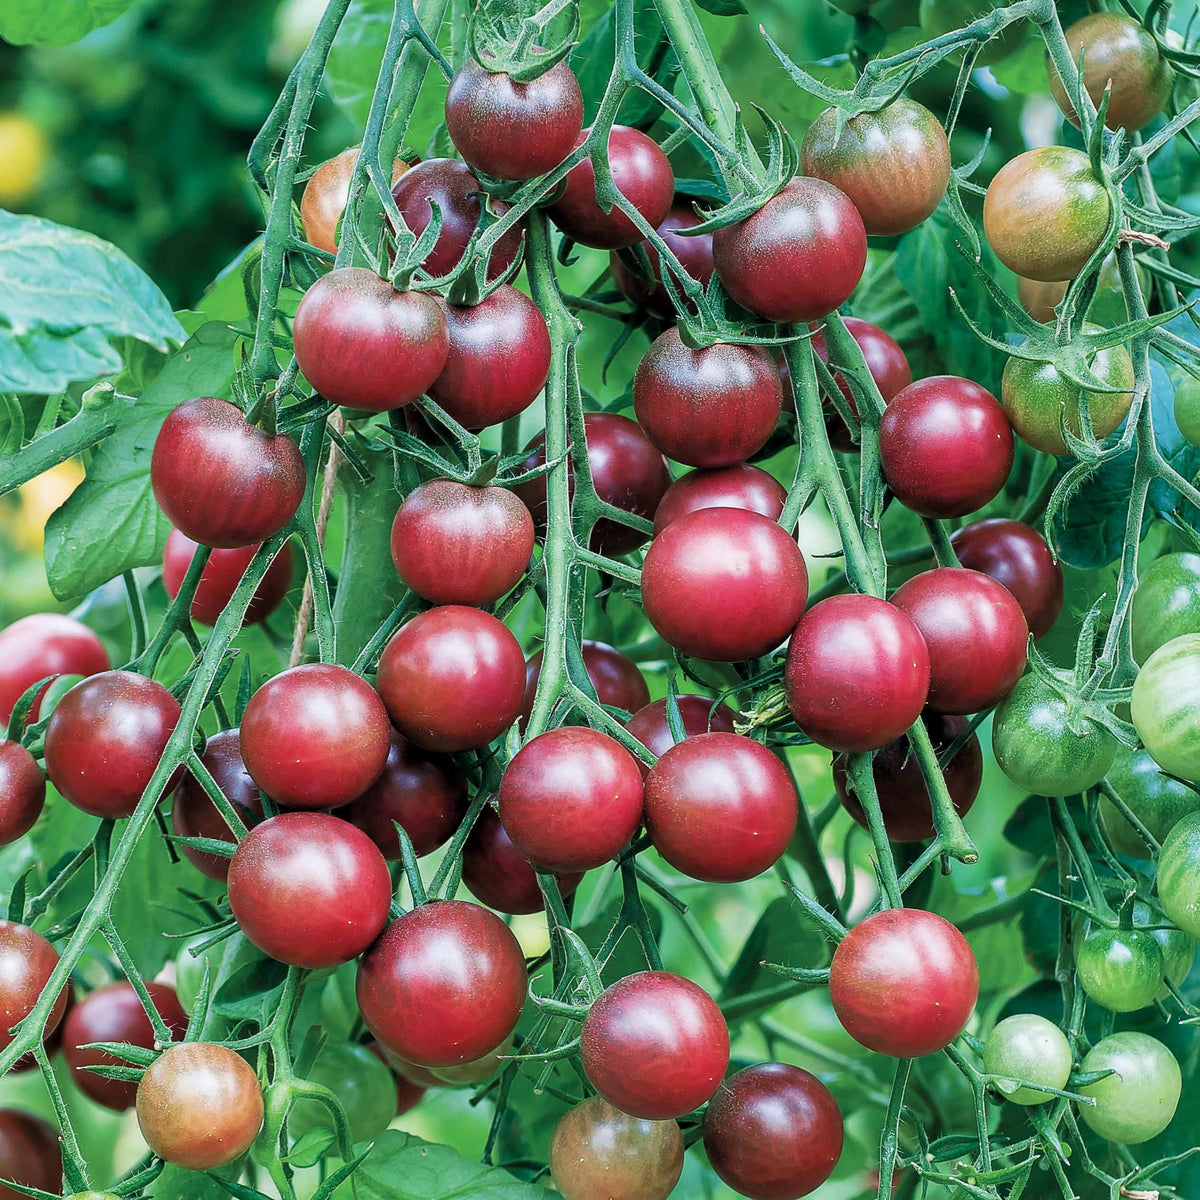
445,59,583,181
981,1014,1073,1105
625,695,738,776
162,530,293,627
356,900,527,1067
428,1032,514,1084
609,204,715,317
1130,552,1200,664
45,671,181,819
300,147,409,255
521,639,650,726
580,971,729,1119
151,397,306,549
879,376,1014,518
227,812,392,969
652,464,787,534
829,908,978,1056
369,1042,427,1115
711,177,867,324
0,921,69,1054
239,663,391,808
1130,633,1200,784
0,742,44,845
633,328,782,468
136,1042,263,1169
785,595,930,753
290,1041,397,1143
702,1063,844,1200
1131,899,1196,999
498,726,643,872
0,1110,60,1198
801,99,950,236
1174,375,1200,447
1100,747,1200,858
1079,1033,1181,1144
0,613,109,725
1154,812,1200,938
549,125,674,249
642,508,808,662
644,733,796,882
1075,925,1164,1012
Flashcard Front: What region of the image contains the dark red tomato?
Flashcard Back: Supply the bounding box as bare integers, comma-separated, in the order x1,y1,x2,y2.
626,695,738,776
550,125,675,249
0,1110,60,1198
879,376,1014,519
445,58,583,181
342,730,466,858
711,177,867,324
580,971,729,1119
785,595,930,753
521,639,650,727
610,204,715,317
833,713,982,842
653,464,787,535
390,479,534,606
644,733,797,882
293,267,449,411
633,329,782,468
498,726,644,872
239,664,390,809
514,412,671,556
356,900,527,1067
44,671,181,819
369,1042,427,1116
0,613,109,725
151,397,306,549
0,742,44,846
227,812,392,969
950,518,1063,640
829,908,978,1056
462,803,583,914
391,158,524,280
62,981,187,1111
703,1063,844,1200
162,530,293,627
375,607,525,752
641,508,808,662
891,568,1028,714
428,286,551,429
0,921,69,1053
300,148,410,255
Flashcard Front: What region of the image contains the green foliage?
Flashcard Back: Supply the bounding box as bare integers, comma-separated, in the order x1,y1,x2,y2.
357,1131,544,1198
0,0,136,47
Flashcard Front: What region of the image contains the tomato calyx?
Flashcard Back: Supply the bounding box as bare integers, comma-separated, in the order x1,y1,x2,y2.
465,3,579,84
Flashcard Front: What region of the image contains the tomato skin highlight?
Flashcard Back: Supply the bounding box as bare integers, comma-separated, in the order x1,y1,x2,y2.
610,205,715,317
162,530,293,627
1130,552,1200,664
1079,1033,1181,1144
521,639,650,727
625,695,738,776
0,920,70,1054
0,613,109,725
982,1013,1073,1105
1157,812,1200,938
1130,633,1200,784
0,741,44,846
653,463,786,534
1074,925,1164,1013
0,1110,61,1197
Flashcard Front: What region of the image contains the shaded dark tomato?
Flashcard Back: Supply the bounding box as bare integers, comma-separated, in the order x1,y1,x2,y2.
949,518,1063,640
0,742,44,846
514,412,671,556
653,464,787,535
369,1042,427,1116
0,1110,60,1199
0,613,109,726
890,568,1028,714
239,663,391,809
391,158,524,280
356,900,527,1067
342,730,467,858
633,329,782,468
785,595,930,753
375,606,525,753
712,177,867,324
300,147,410,255
498,726,644,872
172,728,262,881
520,639,650,727
642,508,808,662
879,376,1014,518
626,695,738,777
703,1063,844,1200
162,530,293,627
609,204,715,317
293,267,449,412
63,981,187,1111
833,713,982,842
228,812,393,969
829,908,978,1056
0,921,69,1055
445,58,584,180
580,971,729,1120
644,733,797,882
151,397,306,549
549,125,674,249
45,671,181,820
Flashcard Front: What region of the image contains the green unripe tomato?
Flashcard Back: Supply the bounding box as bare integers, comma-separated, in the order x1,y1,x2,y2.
1130,633,1200,783
1100,748,1200,857
1173,377,1200,447
1079,1032,1181,1144
1074,925,1164,1012
1131,900,1196,1000
1131,553,1200,664
982,1014,1073,1105
1157,811,1200,939
290,1042,397,1144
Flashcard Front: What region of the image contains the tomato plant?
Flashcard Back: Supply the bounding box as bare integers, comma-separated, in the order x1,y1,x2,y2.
1130,552,1200,663
1131,633,1200,784
610,206,715,317
521,638,649,723
982,1014,1073,1105
0,741,45,846
162,531,294,628
290,1042,397,1144
0,1110,60,1197
1074,925,1165,1012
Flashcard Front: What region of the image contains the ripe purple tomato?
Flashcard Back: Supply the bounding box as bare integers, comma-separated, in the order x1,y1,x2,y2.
0,921,69,1054
356,900,527,1067
644,733,797,882
0,1110,61,1198
151,397,306,549
239,663,391,809
0,742,44,846
162,530,293,627
0,613,109,725
610,204,715,317
227,812,393,969
375,606,525,753
625,695,738,776
785,595,930,753
652,463,787,534
498,726,644,873
641,508,808,661
521,639,650,727
44,671,181,819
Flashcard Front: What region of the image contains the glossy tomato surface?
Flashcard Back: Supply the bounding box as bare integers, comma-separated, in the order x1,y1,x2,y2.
300,147,408,254
652,464,787,534
1075,926,1164,1013
1100,747,1200,858
162,531,293,627
1130,633,1200,784
610,204,715,317
1130,552,1200,664
521,639,649,726
0,742,44,846
982,1014,1073,1105
625,694,738,774
0,1110,61,1198
0,613,109,725
1156,812,1200,938
0,921,69,1054
1079,1033,1181,1144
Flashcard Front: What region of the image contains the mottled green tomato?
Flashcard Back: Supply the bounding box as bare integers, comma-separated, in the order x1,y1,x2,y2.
1131,553,1200,663
918,0,1020,63
1174,377,1200,447
290,1043,396,1144
1074,926,1164,1012
1157,811,1200,939
1131,901,1195,1000
982,1014,1073,1105
1131,634,1200,783
983,147,1110,283
1100,747,1200,857
1079,1033,1181,1144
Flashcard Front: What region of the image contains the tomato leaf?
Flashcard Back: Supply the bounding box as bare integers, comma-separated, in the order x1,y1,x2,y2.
719,894,829,1000
572,0,675,128
356,1130,544,1198
0,0,136,46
